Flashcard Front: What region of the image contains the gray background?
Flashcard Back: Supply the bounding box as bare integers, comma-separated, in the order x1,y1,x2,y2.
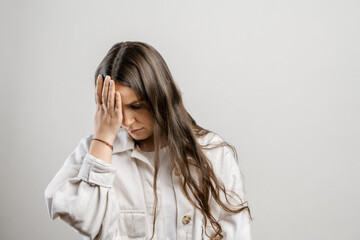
1,0,359,239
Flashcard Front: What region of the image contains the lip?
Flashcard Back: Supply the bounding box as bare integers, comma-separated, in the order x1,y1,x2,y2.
130,128,143,134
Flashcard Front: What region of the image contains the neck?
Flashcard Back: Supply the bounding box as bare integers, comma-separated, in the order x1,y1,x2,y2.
136,136,167,152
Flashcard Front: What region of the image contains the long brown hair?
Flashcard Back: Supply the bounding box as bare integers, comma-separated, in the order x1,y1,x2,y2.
94,41,252,239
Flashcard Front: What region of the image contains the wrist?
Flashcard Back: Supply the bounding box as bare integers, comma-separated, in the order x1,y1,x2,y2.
93,132,116,145
91,138,113,151
89,140,113,164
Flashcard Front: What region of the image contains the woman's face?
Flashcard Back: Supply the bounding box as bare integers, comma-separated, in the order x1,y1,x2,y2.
115,83,154,150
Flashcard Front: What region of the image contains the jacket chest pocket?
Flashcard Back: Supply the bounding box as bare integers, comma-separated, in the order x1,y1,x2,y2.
117,210,146,239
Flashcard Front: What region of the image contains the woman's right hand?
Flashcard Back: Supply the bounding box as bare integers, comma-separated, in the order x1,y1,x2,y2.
93,74,123,145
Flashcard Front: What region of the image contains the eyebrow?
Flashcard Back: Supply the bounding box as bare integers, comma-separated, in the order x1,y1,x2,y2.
125,100,145,106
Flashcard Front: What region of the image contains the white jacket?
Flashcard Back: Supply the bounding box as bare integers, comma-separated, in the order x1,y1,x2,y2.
44,129,252,240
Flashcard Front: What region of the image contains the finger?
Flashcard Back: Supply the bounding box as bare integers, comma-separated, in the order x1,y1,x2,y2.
115,91,122,122
102,76,110,109
108,80,115,113
96,74,103,105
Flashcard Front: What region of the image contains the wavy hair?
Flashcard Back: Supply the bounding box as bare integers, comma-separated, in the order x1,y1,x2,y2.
94,41,252,239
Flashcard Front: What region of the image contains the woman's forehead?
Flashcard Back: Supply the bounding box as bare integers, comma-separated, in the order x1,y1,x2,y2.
114,83,143,104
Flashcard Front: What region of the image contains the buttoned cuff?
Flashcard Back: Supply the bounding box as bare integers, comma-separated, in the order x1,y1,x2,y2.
77,153,116,188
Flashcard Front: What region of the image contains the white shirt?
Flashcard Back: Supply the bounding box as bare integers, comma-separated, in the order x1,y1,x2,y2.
141,146,177,240
44,129,252,240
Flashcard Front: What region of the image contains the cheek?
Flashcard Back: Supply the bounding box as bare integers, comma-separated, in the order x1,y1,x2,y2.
141,111,154,129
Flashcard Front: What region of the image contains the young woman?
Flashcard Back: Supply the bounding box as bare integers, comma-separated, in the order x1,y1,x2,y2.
45,41,252,240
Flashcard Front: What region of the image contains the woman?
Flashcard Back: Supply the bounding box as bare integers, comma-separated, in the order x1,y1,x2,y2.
45,41,252,240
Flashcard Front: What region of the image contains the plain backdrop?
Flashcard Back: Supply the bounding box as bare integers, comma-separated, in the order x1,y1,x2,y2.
0,0,359,239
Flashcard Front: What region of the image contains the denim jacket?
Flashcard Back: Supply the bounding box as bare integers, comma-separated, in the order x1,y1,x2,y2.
44,129,251,239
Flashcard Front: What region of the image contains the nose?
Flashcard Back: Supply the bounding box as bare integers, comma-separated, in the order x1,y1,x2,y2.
122,109,136,128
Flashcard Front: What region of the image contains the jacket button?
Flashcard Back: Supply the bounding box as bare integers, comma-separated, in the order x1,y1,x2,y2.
182,215,191,225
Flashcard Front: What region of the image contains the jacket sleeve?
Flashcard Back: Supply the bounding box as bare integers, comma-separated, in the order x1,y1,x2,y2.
44,135,120,240
217,147,252,240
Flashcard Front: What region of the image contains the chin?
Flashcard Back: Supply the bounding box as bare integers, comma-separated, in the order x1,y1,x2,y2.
129,132,148,141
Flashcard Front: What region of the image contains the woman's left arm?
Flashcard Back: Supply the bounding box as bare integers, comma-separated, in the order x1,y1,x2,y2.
217,147,252,240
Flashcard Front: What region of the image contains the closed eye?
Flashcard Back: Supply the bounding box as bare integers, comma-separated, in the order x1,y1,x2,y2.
131,105,143,110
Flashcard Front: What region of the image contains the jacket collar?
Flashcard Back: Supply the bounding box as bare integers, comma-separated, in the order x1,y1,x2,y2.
112,128,164,171
112,128,216,154
112,128,136,154
112,128,173,171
